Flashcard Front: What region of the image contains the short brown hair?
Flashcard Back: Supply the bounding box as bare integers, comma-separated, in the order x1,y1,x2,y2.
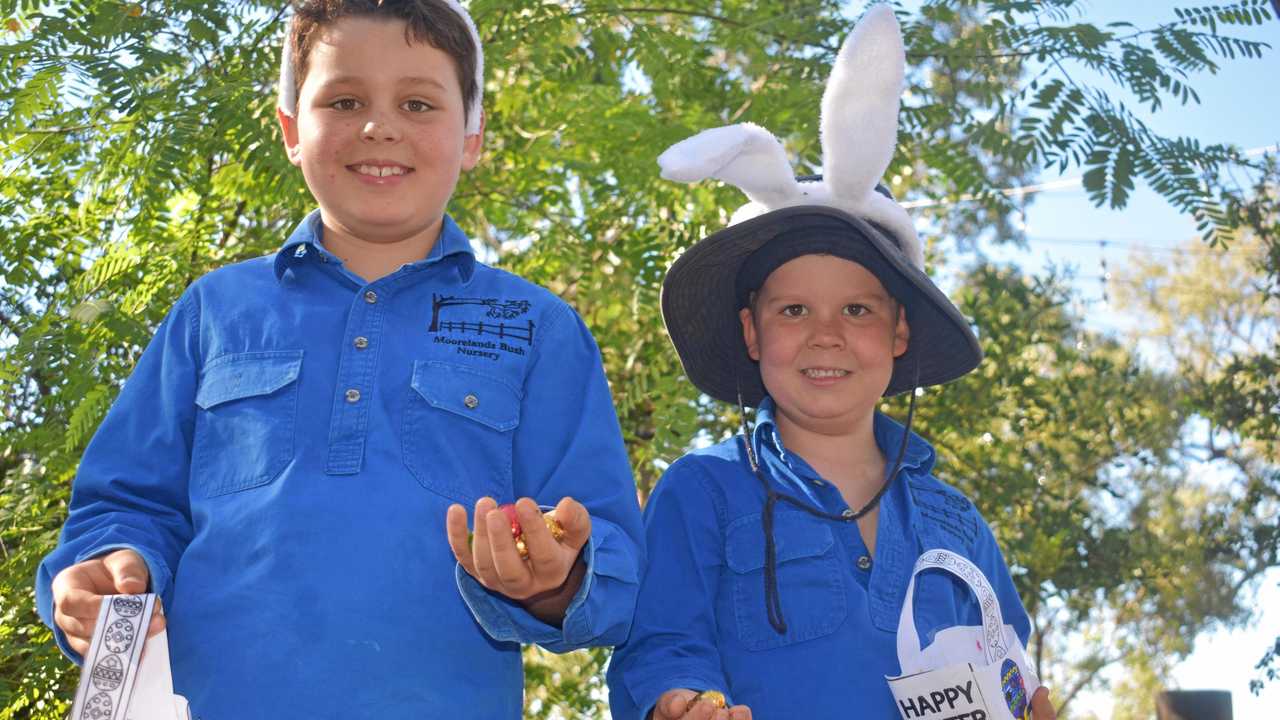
286,0,478,123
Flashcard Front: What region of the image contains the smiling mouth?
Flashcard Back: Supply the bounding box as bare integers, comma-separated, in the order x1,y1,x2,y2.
350,164,411,177
802,368,849,379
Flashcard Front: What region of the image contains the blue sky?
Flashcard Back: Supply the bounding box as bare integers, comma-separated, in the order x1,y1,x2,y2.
968,3,1280,717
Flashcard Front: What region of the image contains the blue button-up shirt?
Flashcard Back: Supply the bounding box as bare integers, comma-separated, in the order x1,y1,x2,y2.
36,211,643,720
607,398,1030,719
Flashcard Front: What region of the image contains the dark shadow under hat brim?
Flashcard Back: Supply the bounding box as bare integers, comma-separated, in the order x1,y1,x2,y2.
660,205,982,406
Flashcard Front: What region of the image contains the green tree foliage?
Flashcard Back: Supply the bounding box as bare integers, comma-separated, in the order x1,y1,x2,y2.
1,1,1276,718
1114,202,1278,467
917,264,1275,720
1103,174,1279,718
1162,159,1280,696
1209,159,1280,455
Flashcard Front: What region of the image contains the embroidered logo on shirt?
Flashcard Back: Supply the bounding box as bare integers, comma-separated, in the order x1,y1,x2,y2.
908,481,979,548
429,294,535,362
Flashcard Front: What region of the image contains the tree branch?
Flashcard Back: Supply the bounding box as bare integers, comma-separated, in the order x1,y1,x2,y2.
16,121,133,136
1057,652,1125,716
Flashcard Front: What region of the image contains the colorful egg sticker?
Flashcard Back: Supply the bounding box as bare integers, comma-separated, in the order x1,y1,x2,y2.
80,691,113,720
1001,658,1029,720
90,654,123,691
103,618,135,654
112,595,144,618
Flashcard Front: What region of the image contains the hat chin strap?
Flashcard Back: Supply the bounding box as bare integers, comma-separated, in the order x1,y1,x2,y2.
737,358,921,635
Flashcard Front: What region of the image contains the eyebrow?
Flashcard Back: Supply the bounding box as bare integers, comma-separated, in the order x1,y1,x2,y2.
766,291,891,304
315,75,449,92
399,76,449,91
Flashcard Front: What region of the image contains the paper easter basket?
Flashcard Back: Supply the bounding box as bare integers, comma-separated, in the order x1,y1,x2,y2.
886,550,1040,720
71,594,191,720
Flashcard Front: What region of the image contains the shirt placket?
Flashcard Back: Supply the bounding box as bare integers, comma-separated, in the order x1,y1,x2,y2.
324,281,387,475
866,474,913,631
810,475,878,583
779,450,886,592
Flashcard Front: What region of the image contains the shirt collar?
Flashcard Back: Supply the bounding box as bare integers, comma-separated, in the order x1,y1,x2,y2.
751,395,936,476
273,209,476,280
751,395,938,634
751,396,786,459
871,408,936,474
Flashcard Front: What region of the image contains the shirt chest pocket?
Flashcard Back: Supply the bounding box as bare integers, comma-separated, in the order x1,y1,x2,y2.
193,351,303,498
403,360,521,504
725,510,848,651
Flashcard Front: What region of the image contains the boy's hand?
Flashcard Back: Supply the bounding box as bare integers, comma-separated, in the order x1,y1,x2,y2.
50,548,165,657
1030,686,1057,720
446,496,591,624
653,689,752,720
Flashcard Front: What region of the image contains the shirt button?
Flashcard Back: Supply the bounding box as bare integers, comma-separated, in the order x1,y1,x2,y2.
857,555,873,571
364,290,377,304
353,336,369,349
811,479,824,486
841,508,856,519
345,389,361,403
463,393,479,409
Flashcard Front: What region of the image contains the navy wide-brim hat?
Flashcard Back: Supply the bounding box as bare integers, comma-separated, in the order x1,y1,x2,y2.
660,204,982,407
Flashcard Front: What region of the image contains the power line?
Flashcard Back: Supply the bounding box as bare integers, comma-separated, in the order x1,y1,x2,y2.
1020,236,1253,255
901,144,1279,209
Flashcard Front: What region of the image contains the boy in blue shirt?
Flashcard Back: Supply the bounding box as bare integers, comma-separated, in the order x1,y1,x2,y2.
607,6,1052,719
36,2,642,717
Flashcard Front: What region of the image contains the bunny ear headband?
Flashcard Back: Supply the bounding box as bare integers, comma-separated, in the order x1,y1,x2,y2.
277,0,485,135
658,3,981,405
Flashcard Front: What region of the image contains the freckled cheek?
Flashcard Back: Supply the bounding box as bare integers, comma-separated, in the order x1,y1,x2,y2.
320,145,348,178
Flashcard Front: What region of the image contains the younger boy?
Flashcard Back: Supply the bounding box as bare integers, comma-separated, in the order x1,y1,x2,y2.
607,6,1052,719
37,2,642,718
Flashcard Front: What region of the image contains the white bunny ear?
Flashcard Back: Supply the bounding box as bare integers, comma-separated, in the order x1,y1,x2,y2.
820,4,905,202
658,123,803,208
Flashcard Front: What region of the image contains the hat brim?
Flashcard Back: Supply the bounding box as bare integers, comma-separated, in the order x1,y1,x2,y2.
660,205,982,406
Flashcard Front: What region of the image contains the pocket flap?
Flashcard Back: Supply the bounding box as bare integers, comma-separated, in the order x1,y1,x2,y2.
196,351,304,410
411,360,522,431
725,511,835,573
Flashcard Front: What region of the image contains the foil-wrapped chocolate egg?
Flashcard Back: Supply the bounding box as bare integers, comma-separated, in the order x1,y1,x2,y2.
497,504,566,559
685,689,727,712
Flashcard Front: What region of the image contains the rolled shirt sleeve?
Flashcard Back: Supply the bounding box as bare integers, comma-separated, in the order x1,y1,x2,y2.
454,303,644,652
35,291,200,661
606,456,733,720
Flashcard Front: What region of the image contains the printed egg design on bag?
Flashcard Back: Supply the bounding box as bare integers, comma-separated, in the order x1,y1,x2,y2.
103,618,136,654
80,691,113,720
112,595,144,618
90,654,124,691
1001,658,1030,719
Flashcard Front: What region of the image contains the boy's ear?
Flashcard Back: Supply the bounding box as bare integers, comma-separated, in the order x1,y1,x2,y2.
893,303,910,358
740,307,761,361
460,111,485,172
277,107,303,168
